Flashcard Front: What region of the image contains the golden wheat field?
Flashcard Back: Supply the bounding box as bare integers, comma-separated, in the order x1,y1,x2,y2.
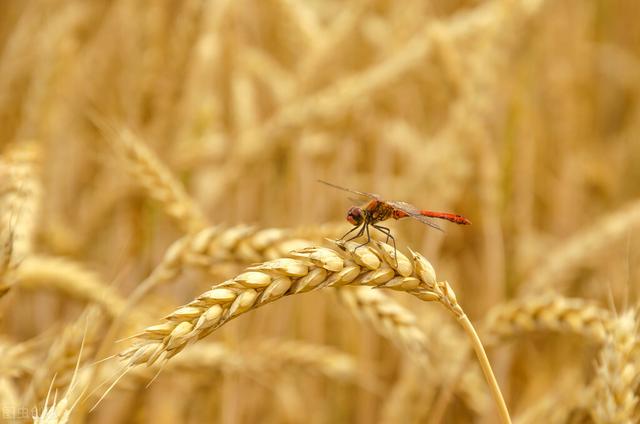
1,0,640,423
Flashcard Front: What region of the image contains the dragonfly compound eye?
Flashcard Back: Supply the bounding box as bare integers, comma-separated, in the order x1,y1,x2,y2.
346,207,363,225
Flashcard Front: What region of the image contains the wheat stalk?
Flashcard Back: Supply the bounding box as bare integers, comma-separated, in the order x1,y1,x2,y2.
14,255,126,319
117,240,510,423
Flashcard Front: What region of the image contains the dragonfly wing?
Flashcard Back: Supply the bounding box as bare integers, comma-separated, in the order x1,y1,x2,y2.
406,213,444,232
387,200,444,232
318,180,381,200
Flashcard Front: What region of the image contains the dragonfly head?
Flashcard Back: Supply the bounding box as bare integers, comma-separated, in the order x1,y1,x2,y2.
346,207,364,226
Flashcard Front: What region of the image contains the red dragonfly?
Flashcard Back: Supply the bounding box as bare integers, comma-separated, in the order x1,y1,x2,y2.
319,180,471,253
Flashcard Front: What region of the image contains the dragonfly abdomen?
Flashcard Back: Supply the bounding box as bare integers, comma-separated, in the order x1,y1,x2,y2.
420,211,471,225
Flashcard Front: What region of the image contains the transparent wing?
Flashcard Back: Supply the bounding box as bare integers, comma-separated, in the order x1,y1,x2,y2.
318,180,381,200
386,200,444,232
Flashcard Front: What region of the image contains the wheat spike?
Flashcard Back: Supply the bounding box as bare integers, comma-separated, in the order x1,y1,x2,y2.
117,240,510,423
127,224,344,304
591,309,640,423
337,286,429,365
120,241,458,367
105,339,362,394
0,142,42,297
102,126,207,234
483,295,614,346
23,308,102,411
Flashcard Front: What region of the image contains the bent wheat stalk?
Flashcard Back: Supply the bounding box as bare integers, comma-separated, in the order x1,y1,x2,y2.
14,255,126,319
118,240,511,423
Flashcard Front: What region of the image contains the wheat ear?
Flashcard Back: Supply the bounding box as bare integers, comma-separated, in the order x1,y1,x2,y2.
128,225,312,304
483,295,614,346
0,142,42,297
591,309,640,423
336,286,429,366
23,308,102,410
119,240,511,423
100,126,207,234
32,317,89,424
107,339,362,393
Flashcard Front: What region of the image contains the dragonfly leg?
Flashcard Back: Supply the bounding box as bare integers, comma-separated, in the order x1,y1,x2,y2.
373,224,398,266
339,223,363,241
373,224,392,244
354,224,372,252
344,223,366,243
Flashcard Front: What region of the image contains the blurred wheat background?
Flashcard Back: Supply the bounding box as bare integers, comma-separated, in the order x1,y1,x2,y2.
1,0,640,422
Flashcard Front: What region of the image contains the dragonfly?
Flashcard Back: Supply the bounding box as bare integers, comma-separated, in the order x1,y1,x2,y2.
319,180,471,257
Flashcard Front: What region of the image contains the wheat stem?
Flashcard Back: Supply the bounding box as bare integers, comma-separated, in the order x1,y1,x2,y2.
458,313,511,424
